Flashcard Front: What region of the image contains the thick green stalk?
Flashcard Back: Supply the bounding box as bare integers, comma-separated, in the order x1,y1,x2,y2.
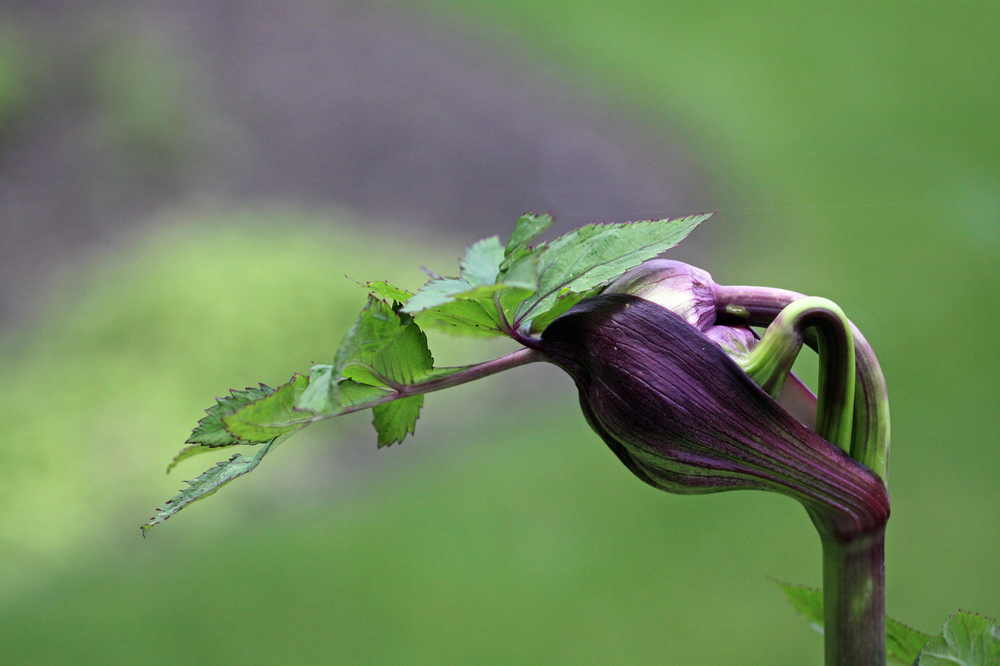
812,519,887,666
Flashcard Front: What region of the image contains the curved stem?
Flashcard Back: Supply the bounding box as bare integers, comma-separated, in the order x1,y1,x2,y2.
735,297,855,455
715,284,889,666
714,285,889,483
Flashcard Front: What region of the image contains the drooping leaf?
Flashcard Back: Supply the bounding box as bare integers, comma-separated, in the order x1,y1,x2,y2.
459,236,505,287
504,212,552,255
775,581,933,665
222,373,312,442
143,435,283,535
917,612,1000,666
372,394,424,447
513,214,711,329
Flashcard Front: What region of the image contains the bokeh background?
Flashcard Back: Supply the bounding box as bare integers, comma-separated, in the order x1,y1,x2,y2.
1,1,997,664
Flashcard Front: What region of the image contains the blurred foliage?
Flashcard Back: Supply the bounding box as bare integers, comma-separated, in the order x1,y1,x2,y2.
1,1,999,664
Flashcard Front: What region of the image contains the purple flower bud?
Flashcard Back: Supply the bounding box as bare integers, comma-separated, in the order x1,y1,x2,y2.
605,259,717,330
605,259,758,358
539,294,889,540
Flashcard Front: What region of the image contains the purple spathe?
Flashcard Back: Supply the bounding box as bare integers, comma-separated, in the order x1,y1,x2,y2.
538,293,889,542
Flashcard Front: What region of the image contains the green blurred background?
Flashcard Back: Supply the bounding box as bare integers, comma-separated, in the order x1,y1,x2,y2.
0,2,997,664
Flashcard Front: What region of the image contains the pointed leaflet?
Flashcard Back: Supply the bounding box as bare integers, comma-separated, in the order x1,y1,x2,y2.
917,612,1000,666
168,383,277,471
460,236,505,287
186,384,275,447
222,373,312,442
143,434,287,535
504,212,552,255
367,280,412,303
513,214,711,330
775,582,933,665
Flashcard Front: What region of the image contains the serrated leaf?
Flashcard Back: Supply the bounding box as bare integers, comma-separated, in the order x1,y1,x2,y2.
222,373,312,442
370,323,434,386
526,287,601,335
514,214,711,329
186,383,275,447
402,277,477,314
460,236,505,287
776,582,824,631
415,299,505,337
775,581,933,665
333,297,404,377
367,280,412,303
143,435,284,535
505,212,553,255
917,612,1000,666
372,394,424,447
295,364,335,413
888,617,937,665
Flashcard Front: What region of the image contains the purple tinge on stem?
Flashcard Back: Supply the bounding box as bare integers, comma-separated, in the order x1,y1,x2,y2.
538,294,889,540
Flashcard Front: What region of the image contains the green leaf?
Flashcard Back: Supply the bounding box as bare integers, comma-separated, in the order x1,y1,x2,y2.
776,582,825,631
186,383,275,447
460,236,505,287
526,286,602,335
415,299,505,337
401,277,478,314
888,617,937,666
775,581,933,665
917,612,1000,666
295,364,335,413
222,373,312,442
372,394,424,447
505,212,553,255
514,214,711,329
333,297,406,377
143,435,284,535
367,280,412,303
167,383,279,471
370,322,434,386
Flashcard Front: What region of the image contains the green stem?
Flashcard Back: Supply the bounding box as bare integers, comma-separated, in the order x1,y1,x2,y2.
812,519,887,666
